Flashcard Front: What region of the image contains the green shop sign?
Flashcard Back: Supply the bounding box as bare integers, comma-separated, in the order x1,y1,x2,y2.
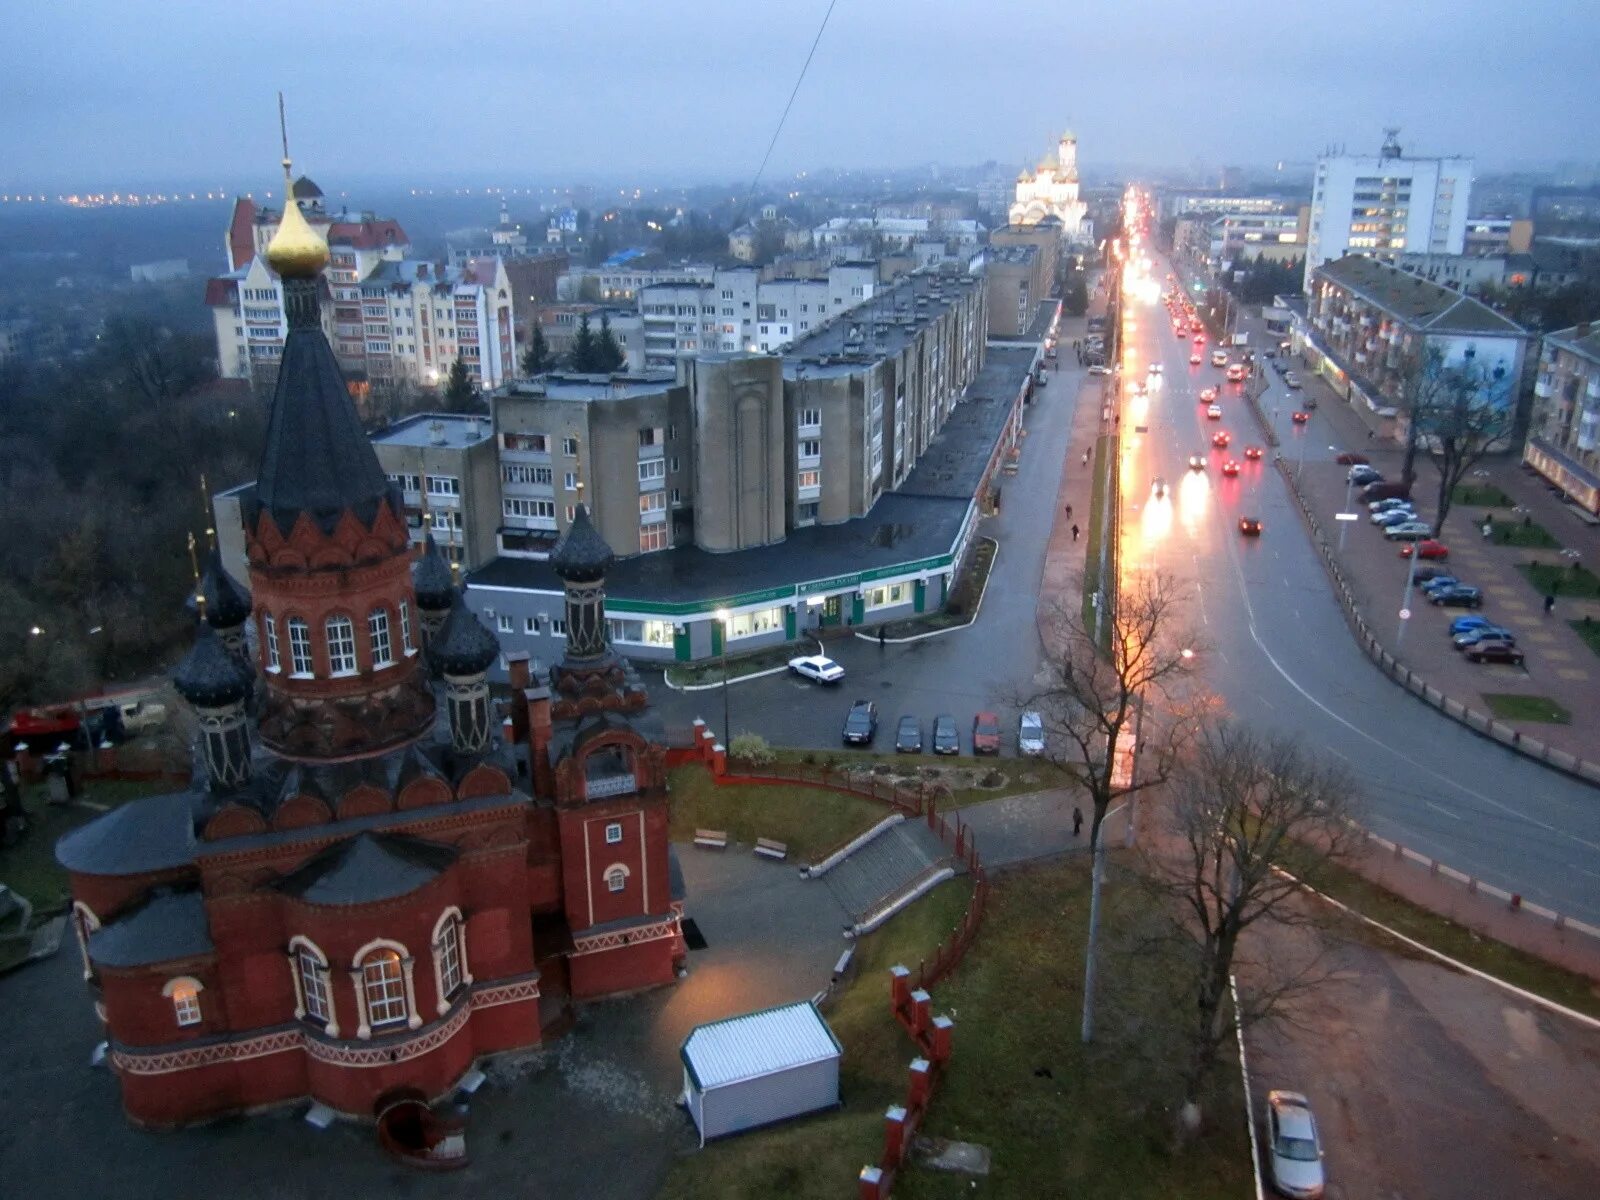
609,554,953,619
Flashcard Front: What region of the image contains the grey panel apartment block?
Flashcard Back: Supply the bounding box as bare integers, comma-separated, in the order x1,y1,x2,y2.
684,354,788,552
371,412,500,569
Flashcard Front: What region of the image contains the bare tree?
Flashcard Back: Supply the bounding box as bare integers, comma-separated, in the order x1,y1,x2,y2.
1395,343,1453,489
1023,569,1202,849
1143,720,1363,1138
1418,349,1516,537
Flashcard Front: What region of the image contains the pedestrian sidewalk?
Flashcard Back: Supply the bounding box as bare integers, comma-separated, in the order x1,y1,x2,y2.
1289,384,1600,762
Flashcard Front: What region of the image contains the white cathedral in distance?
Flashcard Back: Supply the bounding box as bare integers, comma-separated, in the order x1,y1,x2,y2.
1010,130,1088,241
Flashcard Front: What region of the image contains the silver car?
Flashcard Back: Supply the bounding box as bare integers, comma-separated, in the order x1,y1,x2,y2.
1018,711,1045,756
1371,507,1417,526
1384,521,1434,541
1265,1090,1325,1198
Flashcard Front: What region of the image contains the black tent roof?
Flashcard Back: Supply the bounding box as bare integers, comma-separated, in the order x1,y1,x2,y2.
550,504,614,581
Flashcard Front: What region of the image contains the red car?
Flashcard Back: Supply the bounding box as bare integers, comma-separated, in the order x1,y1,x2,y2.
972,711,1001,755
1200,387,1218,402
1400,539,1449,560
1291,411,1310,424
1221,460,1240,477
1212,431,1230,448
1335,452,1370,465
1244,445,1263,460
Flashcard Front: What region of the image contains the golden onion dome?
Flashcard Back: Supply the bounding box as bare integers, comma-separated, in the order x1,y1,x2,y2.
265,161,328,279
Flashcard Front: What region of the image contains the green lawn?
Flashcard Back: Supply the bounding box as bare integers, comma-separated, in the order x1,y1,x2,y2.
1571,617,1600,658
666,765,886,861
662,857,1253,1200
1452,483,1513,507
1488,521,1561,549
1082,432,1115,640
1517,561,1600,600
1298,855,1600,1023
1481,693,1571,724
0,778,171,912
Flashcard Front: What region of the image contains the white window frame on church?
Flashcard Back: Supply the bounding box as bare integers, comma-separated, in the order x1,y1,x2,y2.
351,938,421,1038
400,601,415,654
604,863,630,893
287,617,313,677
431,908,471,1015
288,936,338,1035
262,611,281,672
326,615,357,676
71,901,99,981
369,608,393,669
162,976,204,1028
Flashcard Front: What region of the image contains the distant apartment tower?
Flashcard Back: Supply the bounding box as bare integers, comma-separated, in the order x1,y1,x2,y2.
1525,323,1600,516
1306,131,1473,289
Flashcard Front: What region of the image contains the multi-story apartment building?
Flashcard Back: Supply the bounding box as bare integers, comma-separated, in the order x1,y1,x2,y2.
560,254,714,303
1524,322,1600,516
981,245,1043,338
812,216,984,255
1292,256,1529,436
989,222,1061,296
371,412,501,568
1464,217,1533,258
1306,132,1473,289
207,177,515,391
1162,193,1296,219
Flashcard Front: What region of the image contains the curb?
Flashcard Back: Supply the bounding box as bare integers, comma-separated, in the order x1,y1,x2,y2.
851,537,1000,645
1273,457,1600,790
660,637,824,693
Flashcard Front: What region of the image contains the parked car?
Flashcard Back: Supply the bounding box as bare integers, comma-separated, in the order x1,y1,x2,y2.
1384,522,1434,540
1335,452,1370,465
1360,481,1411,502
1466,639,1525,665
1018,711,1045,757
932,714,960,755
1421,574,1463,594
1088,365,1112,376
1429,584,1483,608
842,700,878,745
788,655,845,684
1449,614,1494,634
1368,497,1412,514
1265,1091,1326,1200
972,712,1001,755
1401,539,1450,560
1284,372,1304,389
1347,465,1382,484
1415,566,1455,584
894,714,923,754
1372,508,1417,527
1454,625,1513,648
1239,516,1264,537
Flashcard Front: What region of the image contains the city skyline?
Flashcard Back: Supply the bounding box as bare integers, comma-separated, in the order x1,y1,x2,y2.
5,0,1597,190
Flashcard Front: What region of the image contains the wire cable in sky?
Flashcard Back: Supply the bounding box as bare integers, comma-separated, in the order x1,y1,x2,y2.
741,0,839,219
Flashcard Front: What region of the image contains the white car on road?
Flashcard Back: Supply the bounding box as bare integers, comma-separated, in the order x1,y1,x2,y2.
1264,1090,1326,1199
788,655,845,685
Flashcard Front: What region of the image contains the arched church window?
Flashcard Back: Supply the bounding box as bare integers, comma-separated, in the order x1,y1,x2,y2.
262,610,281,671
326,615,357,676
368,608,393,668
287,617,313,676
360,948,409,1029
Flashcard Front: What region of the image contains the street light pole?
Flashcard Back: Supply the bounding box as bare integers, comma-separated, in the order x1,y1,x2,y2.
1338,475,1355,551
1397,545,1419,647
715,609,731,748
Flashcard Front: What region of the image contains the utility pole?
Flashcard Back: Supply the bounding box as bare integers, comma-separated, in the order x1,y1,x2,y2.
1396,545,1419,647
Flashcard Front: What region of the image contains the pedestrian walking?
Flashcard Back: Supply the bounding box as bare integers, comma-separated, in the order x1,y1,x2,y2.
1065,504,1073,519
878,626,887,647
1071,523,1080,542
1544,593,1556,615
1481,522,1492,540
1072,807,1083,838
1082,449,1090,467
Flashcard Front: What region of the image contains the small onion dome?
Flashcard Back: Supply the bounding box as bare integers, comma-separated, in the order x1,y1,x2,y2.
265,182,329,279
172,623,254,707
431,592,500,677
411,531,455,613
549,504,614,583
184,545,252,627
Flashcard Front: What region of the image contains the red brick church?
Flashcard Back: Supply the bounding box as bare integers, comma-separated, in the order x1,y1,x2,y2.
56,171,685,1129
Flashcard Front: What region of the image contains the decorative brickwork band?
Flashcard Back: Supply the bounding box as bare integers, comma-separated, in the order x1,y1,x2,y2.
569,914,681,958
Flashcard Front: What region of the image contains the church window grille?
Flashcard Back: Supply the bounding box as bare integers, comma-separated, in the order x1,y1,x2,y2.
361,949,409,1028
298,947,332,1024
287,618,313,676
162,977,203,1027
435,915,465,1002
263,611,280,671
368,608,393,668
326,616,357,676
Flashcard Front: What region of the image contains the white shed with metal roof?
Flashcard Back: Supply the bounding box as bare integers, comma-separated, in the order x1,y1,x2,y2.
680,1001,842,1144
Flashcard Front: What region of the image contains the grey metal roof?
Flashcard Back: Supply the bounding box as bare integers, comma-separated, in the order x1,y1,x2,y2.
56,789,198,876
1545,323,1600,365
681,1001,841,1091
471,491,968,608
276,832,457,906
89,890,212,968
1315,255,1525,337
171,623,253,708
249,320,398,536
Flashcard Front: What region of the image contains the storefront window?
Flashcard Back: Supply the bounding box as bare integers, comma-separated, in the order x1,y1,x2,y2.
607,618,675,647
726,607,784,640
865,583,908,610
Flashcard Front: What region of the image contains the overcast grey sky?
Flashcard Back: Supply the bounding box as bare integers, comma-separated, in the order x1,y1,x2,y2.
5,0,1595,189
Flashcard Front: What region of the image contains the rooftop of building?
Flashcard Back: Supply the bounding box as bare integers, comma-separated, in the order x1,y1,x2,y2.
780,270,980,376
1545,322,1600,364
495,372,680,402
1314,255,1526,337
986,244,1039,265
899,348,1036,499
371,411,496,449
471,490,971,607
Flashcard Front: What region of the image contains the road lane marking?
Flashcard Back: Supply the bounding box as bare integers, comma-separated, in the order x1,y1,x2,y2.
1222,532,1600,856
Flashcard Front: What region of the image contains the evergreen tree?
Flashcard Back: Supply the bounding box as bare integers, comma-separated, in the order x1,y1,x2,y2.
443,355,478,412
594,313,626,373
520,323,553,376
569,313,597,372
